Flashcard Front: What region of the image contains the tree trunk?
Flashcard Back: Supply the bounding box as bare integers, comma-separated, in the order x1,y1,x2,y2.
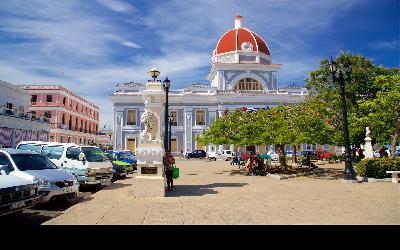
292,144,297,163
277,143,288,168
390,121,399,159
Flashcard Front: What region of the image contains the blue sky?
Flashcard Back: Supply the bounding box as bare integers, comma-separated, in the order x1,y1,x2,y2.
0,0,398,128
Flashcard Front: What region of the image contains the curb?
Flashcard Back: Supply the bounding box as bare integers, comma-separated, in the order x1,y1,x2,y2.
356,176,393,183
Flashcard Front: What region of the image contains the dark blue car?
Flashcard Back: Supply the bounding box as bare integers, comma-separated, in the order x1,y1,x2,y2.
187,150,206,159
106,151,137,170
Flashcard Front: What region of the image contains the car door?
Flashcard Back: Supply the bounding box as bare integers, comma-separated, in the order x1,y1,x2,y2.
63,147,83,174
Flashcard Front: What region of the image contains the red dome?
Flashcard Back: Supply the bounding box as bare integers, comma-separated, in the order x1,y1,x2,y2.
215,27,270,56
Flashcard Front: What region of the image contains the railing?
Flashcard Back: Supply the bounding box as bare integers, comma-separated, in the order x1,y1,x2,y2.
0,109,51,124
53,123,97,134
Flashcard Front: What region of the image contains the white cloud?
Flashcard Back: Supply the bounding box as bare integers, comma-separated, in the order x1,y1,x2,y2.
97,0,134,13
369,40,399,50
0,0,365,127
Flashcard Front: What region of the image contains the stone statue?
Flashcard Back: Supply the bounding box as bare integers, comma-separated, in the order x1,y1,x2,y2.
140,111,158,142
366,127,371,137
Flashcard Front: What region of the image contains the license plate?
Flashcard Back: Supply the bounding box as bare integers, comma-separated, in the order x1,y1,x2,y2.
100,179,110,185
63,187,73,193
11,201,26,209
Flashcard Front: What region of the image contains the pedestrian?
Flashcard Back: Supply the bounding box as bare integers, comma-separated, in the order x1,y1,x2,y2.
163,151,175,191
180,149,184,158
379,147,385,158
357,147,363,159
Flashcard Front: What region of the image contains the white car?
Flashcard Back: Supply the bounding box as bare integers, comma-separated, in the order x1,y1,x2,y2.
208,150,232,161
16,141,113,187
267,151,279,161
1,148,79,203
0,166,39,216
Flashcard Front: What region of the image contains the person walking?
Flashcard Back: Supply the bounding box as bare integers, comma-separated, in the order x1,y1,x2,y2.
180,149,184,158
163,151,175,191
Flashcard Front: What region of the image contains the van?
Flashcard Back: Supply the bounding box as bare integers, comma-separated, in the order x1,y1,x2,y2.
208,149,232,161
16,141,113,187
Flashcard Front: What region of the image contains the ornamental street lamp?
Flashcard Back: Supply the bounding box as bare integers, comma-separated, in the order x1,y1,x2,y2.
329,57,356,182
168,113,175,152
149,67,160,82
162,76,171,152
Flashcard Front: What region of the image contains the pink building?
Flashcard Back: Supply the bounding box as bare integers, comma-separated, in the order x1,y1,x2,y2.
21,85,99,145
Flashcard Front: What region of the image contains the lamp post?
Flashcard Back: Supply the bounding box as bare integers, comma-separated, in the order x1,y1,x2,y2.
168,113,175,152
329,57,356,182
162,76,171,152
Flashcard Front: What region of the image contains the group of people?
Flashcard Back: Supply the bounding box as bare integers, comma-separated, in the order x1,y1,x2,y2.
244,155,267,176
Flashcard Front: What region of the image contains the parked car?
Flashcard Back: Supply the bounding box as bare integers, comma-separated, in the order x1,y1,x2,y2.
285,151,301,158
316,150,335,160
16,141,113,188
0,167,39,216
301,151,319,160
105,152,132,178
239,151,256,161
208,150,232,161
187,150,206,159
111,164,127,181
15,141,49,153
0,148,79,203
267,150,279,161
122,150,137,162
105,151,136,172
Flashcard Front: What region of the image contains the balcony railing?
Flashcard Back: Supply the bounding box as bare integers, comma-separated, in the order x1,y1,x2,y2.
53,123,97,134
0,108,51,124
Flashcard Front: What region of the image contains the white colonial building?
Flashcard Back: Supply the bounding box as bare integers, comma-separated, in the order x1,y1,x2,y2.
0,80,50,147
110,16,309,155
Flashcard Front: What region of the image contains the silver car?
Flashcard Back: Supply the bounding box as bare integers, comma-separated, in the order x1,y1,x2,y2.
0,148,79,203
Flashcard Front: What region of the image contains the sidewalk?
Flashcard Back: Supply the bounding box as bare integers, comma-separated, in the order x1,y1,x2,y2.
44,161,400,225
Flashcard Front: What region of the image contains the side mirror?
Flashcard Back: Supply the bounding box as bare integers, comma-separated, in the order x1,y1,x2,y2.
0,164,9,175
78,152,85,161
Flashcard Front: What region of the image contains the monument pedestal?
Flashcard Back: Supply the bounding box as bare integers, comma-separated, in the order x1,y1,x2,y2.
132,79,167,198
364,136,374,159
133,146,165,198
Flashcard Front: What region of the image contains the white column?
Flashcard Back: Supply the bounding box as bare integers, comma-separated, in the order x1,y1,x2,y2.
184,108,193,152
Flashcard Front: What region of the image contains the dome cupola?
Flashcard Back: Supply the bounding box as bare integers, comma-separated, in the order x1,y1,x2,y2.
214,15,271,61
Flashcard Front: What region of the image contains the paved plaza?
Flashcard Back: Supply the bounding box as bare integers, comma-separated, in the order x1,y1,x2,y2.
44,159,399,225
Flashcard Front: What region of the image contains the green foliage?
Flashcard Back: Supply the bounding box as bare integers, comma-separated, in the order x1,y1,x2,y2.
356,75,400,148
304,51,400,148
355,158,400,178
196,104,332,168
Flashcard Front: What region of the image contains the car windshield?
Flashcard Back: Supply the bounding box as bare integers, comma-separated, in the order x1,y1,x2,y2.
11,154,57,171
17,144,43,153
225,151,231,154
123,152,135,158
81,147,108,162
41,145,64,160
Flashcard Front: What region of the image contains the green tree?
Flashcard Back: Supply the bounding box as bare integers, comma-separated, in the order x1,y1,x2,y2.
356,75,400,158
198,105,331,168
305,51,399,148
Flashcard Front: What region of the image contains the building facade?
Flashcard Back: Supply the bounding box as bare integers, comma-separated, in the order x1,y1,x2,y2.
21,85,100,145
0,80,50,147
110,16,313,155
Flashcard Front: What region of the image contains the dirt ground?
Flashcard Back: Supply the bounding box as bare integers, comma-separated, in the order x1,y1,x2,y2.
44,159,400,225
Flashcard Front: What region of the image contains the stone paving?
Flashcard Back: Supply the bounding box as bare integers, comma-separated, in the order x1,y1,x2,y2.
44,159,400,225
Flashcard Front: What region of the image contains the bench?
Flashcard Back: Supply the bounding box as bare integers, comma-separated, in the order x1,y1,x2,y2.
386,171,400,183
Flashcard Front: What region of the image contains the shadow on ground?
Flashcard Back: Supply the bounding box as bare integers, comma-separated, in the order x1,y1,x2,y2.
0,196,94,226
305,168,343,180
166,182,248,197
105,182,131,190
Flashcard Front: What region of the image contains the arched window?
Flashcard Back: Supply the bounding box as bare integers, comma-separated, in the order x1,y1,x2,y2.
234,78,263,91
